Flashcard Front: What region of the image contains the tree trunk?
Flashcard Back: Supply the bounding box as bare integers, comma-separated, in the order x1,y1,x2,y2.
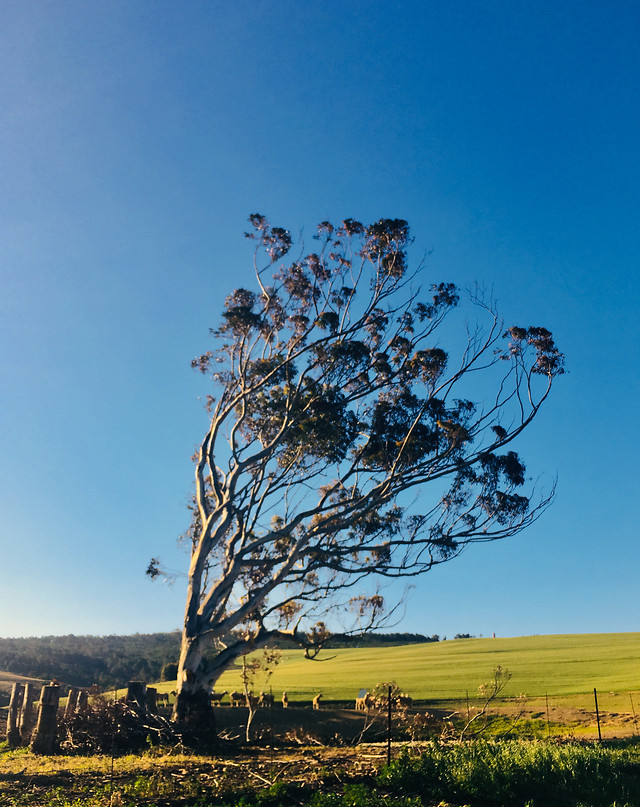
173,686,215,730
173,606,275,730
172,633,217,734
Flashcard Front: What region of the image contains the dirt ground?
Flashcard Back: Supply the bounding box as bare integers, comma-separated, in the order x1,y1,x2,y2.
483,696,640,740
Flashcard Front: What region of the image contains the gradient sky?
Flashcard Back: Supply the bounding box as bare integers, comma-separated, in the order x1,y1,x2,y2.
1,0,638,640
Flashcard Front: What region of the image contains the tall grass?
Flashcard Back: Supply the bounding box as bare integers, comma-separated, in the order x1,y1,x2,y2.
380,740,640,806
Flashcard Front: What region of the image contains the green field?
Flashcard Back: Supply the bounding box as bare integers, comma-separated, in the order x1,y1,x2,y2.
157,633,640,703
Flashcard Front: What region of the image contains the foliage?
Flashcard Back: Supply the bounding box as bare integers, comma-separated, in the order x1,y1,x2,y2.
312,784,423,807
371,680,403,706
0,632,181,689
380,741,640,806
323,632,440,648
156,214,564,715
161,661,179,681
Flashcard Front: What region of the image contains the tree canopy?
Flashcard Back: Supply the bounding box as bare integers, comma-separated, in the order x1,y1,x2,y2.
152,215,564,723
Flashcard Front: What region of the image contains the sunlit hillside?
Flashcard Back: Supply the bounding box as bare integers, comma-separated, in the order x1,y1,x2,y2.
192,633,640,702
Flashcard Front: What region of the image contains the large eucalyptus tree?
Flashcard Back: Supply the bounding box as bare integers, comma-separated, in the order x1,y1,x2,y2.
151,215,564,724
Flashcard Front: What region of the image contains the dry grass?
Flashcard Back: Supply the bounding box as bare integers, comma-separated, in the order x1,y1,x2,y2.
0,743,388,805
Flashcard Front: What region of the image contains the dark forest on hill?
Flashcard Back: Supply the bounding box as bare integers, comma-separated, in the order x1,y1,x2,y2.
0,632,438,689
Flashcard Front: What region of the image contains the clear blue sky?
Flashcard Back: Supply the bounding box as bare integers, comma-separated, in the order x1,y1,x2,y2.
1,0,638,640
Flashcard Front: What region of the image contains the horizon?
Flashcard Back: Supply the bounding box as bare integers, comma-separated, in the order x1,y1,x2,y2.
1,628,639,642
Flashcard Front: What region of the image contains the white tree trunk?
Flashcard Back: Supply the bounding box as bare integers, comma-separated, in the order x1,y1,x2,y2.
172,630,214,725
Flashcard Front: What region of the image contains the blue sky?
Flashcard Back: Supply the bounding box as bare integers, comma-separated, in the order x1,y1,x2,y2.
1,0,638,640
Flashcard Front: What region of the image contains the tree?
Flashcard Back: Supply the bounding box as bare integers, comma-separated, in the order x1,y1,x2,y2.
161,662,179,682
151,214,564,725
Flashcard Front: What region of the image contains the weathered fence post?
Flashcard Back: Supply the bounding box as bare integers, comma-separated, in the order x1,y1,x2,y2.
77,689,89,712
127,681,147,712
6,682,24,747
146,686,158,714
30,683,61,754
64,688,80,719
19,683,37,743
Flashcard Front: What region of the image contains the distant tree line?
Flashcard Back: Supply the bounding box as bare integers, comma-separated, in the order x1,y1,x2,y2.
0,631,439,689
323,632,440,648
0,633,182,689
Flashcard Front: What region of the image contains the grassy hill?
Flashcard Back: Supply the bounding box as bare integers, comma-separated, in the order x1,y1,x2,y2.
153,633,640,703
3,632,638,706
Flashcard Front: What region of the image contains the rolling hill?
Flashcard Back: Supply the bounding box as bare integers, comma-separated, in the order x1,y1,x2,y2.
2,632,638,704
196,633,640,702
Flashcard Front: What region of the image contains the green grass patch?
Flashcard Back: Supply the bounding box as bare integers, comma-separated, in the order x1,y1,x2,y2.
380,740,640,806
203,633,640,703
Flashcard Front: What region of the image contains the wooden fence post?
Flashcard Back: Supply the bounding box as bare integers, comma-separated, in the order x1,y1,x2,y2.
6,683,24,747
146,687,158,714
19,683,37,744
64,688,80,719
30,684,61,754
127,681,147,712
